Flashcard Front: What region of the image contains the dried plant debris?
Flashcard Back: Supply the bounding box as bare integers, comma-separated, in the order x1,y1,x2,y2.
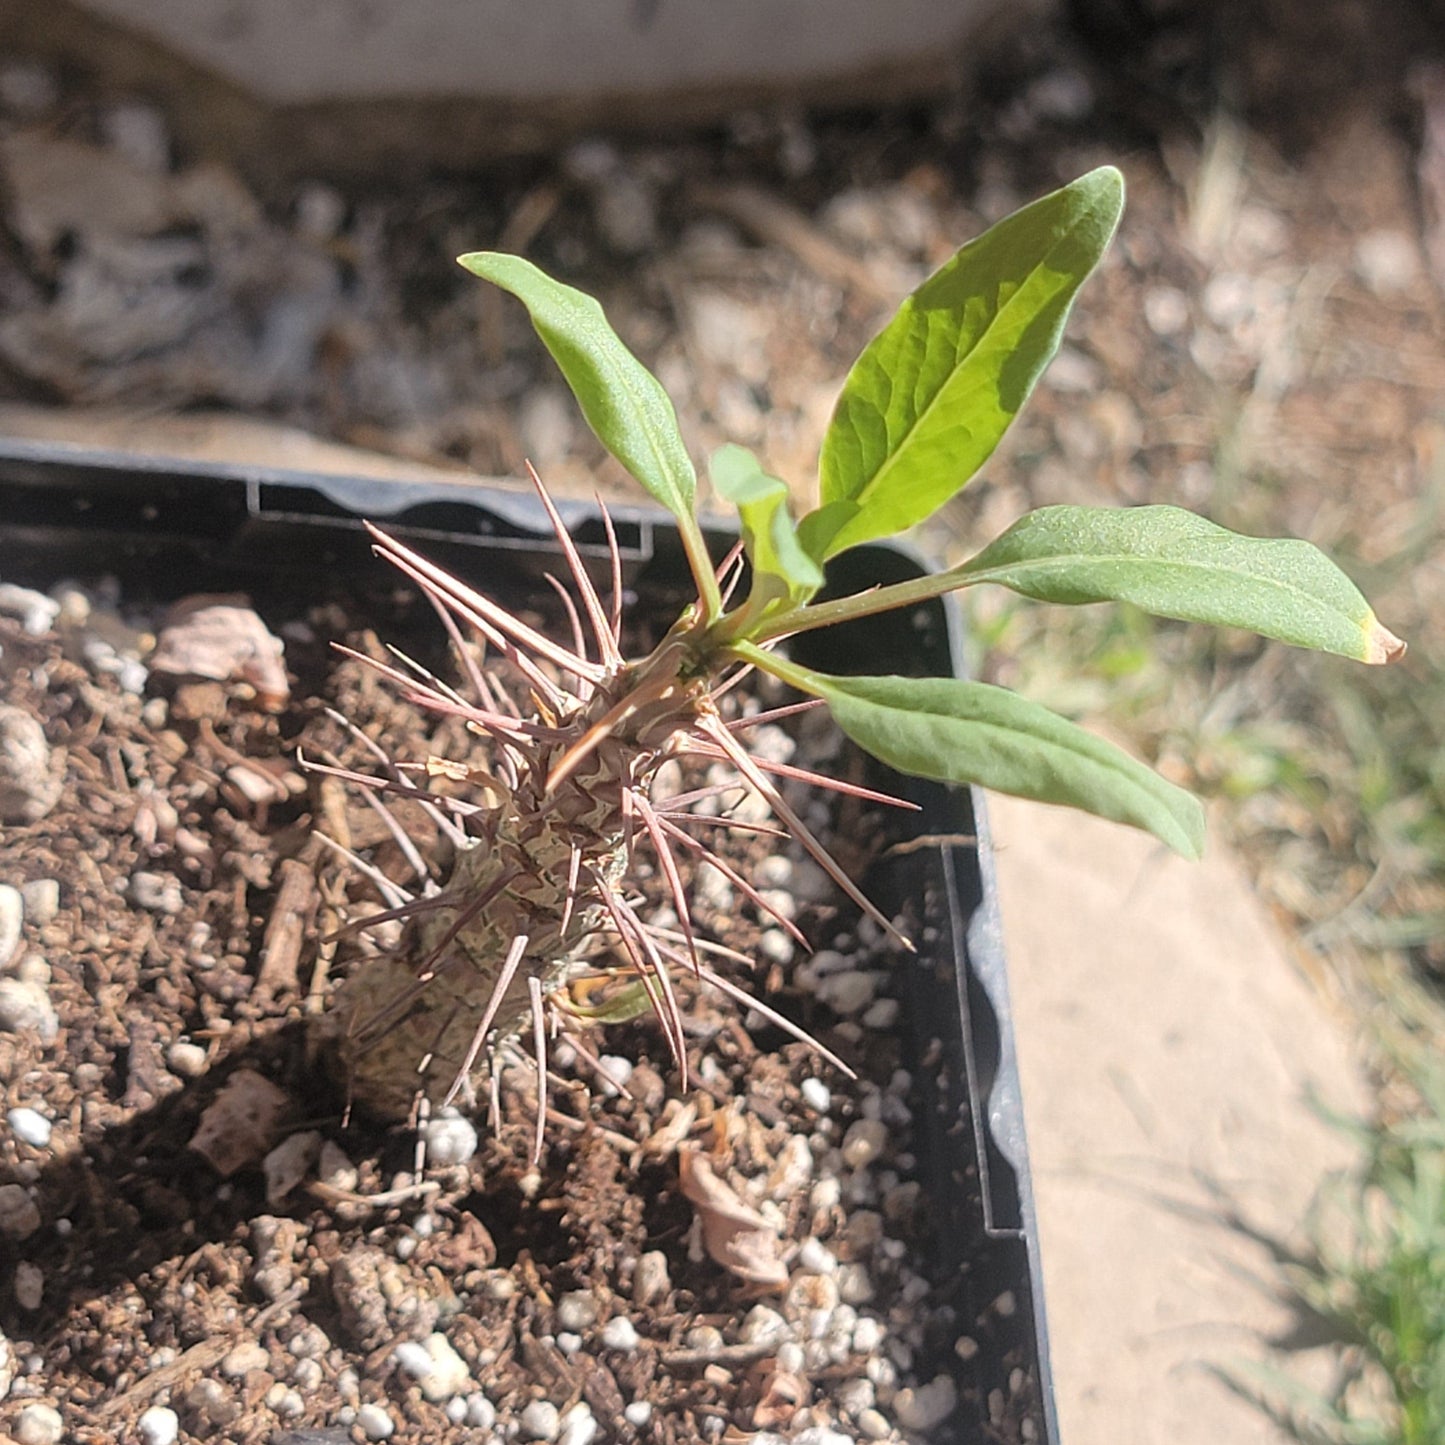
0,567,1037,1443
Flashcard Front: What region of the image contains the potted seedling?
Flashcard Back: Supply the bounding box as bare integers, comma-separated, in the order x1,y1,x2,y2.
318,165,1403,1127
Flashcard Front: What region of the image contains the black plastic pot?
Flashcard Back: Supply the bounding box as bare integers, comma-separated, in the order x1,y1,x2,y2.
0,435,1056,1445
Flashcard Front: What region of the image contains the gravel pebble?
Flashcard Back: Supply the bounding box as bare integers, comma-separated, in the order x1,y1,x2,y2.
465,1393,497,1428
599,1315,640,1351
220,1341,269,1378
0,977,58,1043
800,1077,832,1113
856,1408,891,1440
0,706,60,824
166,1040,208,1078
13,1261,42,1310
631,1250,670,1306
421,1109,478,1167
0,1183,41,1239
0,884,21,967
128,871,183,914
356,1402,396,1439
555,1290,599,1331
893,1374,958,1431
18,879,58,928
0,1327,15,1401
7,1107,51,1148
519,1399,561,1440
558,1402,599,1445
16,1403,62,1445
137,1404,179,1445
841,1119,888,1169
623,1400,652,1427
815,970,879,1015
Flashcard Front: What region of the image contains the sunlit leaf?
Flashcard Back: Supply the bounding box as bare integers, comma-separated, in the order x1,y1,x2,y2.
800,166,1123,560
457,252,696,525
757,659,1204,858
711,444,823,611
952,505,1406,664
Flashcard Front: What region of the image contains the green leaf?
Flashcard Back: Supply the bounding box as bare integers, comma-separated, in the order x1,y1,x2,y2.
953,505,1407,664
760,660,1204,858
804,166,1123,560
457,252,697,523
710,444,823,611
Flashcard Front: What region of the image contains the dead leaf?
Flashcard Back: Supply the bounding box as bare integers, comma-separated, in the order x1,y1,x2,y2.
189,1069,290,1177
678,1147,788,1290
750,1368,808,1429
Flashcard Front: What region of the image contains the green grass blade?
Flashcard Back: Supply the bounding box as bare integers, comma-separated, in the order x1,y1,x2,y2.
802,166,1123,560
953,505,1407,664
752,654,1204,857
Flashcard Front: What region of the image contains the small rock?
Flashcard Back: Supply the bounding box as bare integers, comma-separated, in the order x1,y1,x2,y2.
19,879,59,928
393,1332,471,1402
595,1054,634,1096
856,1407,891,1440
632,1250,670,1306
797,1237,837,1274
287,1323,330,1360
1355,229,1420,296
166,1040,208,1079
519,1398,561,1441
835,1263,874,1305
861,998,900,1030
757,928,795,965
0,884,22,968
0,584,58,635
293,180,347,240
264,1130,322,1204
16,1402,63,1445
1143,286,1190,337
815,970,878,1016
853,1316,885,1353
841,1119,888,1170
1042,345,1101,393
623,1401,652,1427
0,1325,15,1400
356,1402,396,1440
99,101,171,171
0,706,60,824
465,1393,497,1429
740,1304,791,1346
800,1077,832,1113
318,1139,358,1191
136,1404,180,1445
421,1109,478,1167
794,1430,855,1445
14,1261,42,1310
558,1402,599,1445
893,1374,958,1431
600,1315,640,1351
8,1107,51,1148
129,871,184,914
220,1341,270,1378
0,977,58,1043
555,1291,599,1331
0,1183,41,1239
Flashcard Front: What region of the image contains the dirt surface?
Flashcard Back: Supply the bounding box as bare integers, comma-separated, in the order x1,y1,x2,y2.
0,563,1037,1444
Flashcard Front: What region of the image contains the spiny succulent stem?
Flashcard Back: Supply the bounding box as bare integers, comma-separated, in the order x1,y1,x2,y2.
442,932,530,1111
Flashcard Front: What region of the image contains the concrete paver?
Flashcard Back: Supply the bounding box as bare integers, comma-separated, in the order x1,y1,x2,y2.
989,793,1367,1445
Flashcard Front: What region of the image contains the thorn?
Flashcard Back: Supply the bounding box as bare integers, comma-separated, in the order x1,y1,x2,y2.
442,933,530,1110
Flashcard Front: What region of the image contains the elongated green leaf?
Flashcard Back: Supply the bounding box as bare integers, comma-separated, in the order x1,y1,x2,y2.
458,252,696,522
710,444,823,610
765,662,1204,857
952,505,1407,664
801,166,1123,561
